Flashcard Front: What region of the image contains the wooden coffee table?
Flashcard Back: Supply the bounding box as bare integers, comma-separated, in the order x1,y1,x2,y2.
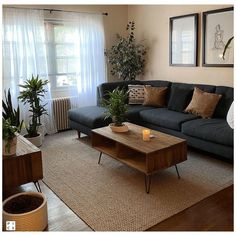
91,122,187,193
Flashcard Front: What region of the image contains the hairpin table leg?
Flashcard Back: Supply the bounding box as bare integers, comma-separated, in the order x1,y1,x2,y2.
34,181,42,192
145,174,152,194
175,164,180,179
98,152,102,164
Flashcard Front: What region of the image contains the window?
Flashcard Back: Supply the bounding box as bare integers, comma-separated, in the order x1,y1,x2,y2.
45,22,80,94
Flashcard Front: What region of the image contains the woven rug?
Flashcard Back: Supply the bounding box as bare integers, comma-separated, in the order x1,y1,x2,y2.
41,130,233,231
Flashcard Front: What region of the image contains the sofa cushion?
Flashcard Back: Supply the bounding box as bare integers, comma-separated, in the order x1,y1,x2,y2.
126,105,154,123
68,106,111,129
182,118,233,146
185,87,222,118
139,108,197,131
214,86,233,118
168,86,193,112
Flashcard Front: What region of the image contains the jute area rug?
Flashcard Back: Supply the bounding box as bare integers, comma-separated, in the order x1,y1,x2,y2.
41,130,233,231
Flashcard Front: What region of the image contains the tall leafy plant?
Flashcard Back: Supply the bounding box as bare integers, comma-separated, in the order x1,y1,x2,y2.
18,75,49,137
105,21,147,81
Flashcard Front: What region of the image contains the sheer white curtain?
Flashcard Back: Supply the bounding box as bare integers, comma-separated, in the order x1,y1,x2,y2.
56,12,106,107
2,8,57,134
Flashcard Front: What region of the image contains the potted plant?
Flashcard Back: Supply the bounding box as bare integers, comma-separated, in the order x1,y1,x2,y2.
2,89,23,156
3,89,24,129
18,75,49,147
2,119,21,157
101,88,129,132
105,21,147,81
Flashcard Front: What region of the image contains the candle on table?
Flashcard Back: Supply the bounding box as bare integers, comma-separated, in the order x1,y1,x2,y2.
142,129,150,141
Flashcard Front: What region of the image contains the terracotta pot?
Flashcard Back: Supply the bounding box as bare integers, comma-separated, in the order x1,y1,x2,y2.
3,136,17,157
3,191,48,231
24,133,42,147
109,123,129,133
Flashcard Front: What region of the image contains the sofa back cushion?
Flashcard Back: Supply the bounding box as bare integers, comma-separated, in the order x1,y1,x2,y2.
97,80,142,104
214,86,234,118
97,80,171,105
167,82,216,112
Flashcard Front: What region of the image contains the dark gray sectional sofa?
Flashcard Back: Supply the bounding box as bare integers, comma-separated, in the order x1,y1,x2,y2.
68,80,233,161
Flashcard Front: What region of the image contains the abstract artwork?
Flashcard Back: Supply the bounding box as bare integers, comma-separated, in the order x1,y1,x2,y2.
202,7,234,67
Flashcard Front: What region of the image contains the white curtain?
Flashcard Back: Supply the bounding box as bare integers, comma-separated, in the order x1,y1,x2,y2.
3,8,57,134
52,12,106,107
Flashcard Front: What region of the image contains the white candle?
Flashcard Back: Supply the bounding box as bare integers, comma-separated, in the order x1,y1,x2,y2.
142,129,150,141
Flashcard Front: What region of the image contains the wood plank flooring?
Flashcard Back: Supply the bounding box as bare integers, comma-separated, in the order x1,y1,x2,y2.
3,181,233,231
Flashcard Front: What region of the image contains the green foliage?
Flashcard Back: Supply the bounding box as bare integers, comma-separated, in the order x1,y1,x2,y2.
2,89,23,131
18,75,49,137
105,21,147,81
101,88,128,126
222,36,234,60
3,119,20,153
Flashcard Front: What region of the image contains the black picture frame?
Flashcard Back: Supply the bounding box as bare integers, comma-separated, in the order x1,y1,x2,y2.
169,13,198,67
202,7,234,67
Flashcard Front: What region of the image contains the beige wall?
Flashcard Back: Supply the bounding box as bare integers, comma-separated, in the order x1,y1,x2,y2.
128,5,234,87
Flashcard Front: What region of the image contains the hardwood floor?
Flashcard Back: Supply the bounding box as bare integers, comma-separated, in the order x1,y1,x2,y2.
3,181,233,231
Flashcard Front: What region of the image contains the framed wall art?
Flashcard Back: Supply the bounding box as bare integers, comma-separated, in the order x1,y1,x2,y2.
202,7,234,67
169,13,198,67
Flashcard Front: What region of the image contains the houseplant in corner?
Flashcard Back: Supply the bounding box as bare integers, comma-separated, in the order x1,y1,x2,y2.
18,75,49,147
105,21,147,81
101,88,129,132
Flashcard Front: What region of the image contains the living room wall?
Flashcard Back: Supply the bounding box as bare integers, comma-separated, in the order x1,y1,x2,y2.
128,5,234,87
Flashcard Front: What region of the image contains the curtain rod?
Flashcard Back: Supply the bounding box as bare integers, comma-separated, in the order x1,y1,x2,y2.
4,6,108,16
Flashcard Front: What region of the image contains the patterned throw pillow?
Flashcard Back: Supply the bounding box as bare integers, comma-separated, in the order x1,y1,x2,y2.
128,85,146,104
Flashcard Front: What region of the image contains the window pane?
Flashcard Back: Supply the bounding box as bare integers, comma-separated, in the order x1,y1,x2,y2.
56,75,77,87
56,44,74,57
54,25,75,43
56,59,67,73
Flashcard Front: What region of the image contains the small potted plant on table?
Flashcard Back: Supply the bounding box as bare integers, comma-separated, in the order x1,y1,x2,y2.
2,89,23,156
3,119,20,157
18,75,49,147
101,87,129,132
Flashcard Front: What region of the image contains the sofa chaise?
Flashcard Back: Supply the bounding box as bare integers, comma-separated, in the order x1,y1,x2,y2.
68,80,233,161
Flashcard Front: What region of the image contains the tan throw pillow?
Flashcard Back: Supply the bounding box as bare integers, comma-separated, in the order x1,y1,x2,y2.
185,87,222,118
143,86,168,107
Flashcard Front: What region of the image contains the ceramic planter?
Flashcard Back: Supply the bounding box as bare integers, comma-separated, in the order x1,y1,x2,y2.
25,133,42,147
3,191,48,231
109,123,129,133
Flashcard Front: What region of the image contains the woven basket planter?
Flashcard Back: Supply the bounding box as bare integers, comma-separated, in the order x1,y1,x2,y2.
3,192,48,231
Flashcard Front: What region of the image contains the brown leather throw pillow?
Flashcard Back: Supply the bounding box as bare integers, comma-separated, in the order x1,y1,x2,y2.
143,86,168,107
185,87,222,118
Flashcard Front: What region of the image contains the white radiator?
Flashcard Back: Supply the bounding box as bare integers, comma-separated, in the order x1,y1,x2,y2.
52,97,71,131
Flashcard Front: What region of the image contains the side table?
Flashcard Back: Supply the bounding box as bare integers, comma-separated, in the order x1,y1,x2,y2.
3,135,43,192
